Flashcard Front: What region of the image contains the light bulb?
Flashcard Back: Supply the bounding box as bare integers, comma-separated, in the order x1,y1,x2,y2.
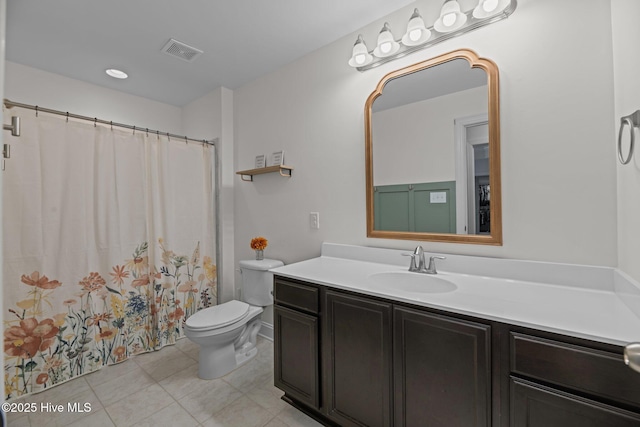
443,12,457,27
355,54,366,65
409,29,422,42
483,0,499,12
380,42,392,54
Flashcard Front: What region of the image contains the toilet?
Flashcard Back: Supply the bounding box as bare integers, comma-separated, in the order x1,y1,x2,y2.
184,258,284,379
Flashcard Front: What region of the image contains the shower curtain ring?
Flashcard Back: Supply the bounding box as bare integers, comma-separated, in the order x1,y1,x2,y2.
94,118,97,127
110,121,113,130
185,136,188,144
35,106,38,117
133,126,136,135
146,128,149,137
156,130,159,139
66,112,69,122
167,132,170,141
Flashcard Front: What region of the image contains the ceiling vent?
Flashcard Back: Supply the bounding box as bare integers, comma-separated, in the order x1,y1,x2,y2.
161,38,203,63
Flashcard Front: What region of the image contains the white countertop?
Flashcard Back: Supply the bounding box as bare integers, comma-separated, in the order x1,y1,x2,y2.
270,244,640,347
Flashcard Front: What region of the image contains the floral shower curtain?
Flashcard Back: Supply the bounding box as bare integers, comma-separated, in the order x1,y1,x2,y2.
2,108,217,399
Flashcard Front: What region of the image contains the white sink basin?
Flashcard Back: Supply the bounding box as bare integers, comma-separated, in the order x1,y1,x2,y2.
367,271,457,294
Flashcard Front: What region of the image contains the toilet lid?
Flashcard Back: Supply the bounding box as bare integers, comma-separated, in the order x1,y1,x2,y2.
185,300,251,330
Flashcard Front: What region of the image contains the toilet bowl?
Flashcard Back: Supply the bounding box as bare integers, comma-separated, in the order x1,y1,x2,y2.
184,300,263,379
184,258,284,379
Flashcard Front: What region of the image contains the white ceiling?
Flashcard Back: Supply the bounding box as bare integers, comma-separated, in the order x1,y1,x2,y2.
5,0,414,106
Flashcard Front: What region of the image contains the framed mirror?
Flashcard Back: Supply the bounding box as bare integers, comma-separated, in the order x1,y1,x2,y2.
365,49,502,245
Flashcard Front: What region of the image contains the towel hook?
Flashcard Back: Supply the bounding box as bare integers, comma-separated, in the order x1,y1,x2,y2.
618,110,640,165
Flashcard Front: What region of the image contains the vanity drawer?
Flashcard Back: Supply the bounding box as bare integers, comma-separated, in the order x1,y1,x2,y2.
274,278,319,315
510,333,640,409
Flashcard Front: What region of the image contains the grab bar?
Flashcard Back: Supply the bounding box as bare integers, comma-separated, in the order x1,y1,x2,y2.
618,110,640,165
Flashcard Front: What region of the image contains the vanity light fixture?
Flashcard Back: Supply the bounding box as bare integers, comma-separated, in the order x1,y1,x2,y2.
401,9,431,47
473,0,512,18
373,23,400,58
105,68,128,79
348,0,517,71
434,1,467,33
348,35,374,67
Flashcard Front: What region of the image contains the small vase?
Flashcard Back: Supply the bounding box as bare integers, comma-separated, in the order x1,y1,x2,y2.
255,250,264,260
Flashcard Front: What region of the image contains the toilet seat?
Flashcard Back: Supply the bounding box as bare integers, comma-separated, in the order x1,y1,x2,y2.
185,300,251,331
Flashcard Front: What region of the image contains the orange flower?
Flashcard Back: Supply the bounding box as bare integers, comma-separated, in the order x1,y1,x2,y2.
177,280,196,293
109,265,129,286
168,307,185,321
250,237,268,251
36,373,49,385
63,299,77,306
4,318,59,359
88,313,113,326
21,271,62,290
79,272,106,293
113,345,126,361
131,272,161,288
96,328,117,341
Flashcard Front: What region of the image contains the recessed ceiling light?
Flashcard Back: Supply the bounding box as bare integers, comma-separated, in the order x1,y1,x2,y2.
105,68,128,79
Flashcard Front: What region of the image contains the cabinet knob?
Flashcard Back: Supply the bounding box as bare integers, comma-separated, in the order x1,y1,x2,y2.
624,343,640,373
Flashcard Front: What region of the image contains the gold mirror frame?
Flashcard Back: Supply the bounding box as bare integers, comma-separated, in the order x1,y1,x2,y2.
365,49,502,245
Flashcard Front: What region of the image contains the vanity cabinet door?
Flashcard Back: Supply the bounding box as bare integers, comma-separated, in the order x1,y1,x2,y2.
323,290,393,427
511,378,640,427
274,305,320,409
393,306,491,427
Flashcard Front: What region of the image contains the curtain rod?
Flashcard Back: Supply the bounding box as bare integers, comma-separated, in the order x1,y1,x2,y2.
3,98,215,146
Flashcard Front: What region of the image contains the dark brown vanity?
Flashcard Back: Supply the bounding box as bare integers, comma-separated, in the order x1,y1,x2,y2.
273,276,640,427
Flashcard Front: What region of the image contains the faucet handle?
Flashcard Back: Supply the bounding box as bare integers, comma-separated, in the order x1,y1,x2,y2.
402,253,418,271
426,256,446,274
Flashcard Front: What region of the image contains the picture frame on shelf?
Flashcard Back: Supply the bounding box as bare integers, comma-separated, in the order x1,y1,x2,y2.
269,150,284,167
255,154,266,168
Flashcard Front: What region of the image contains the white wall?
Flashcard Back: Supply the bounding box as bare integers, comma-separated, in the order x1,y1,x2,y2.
373,86,486,185
182,88,235,304
5,62,182,134
612,0,640,282
234,0,618,267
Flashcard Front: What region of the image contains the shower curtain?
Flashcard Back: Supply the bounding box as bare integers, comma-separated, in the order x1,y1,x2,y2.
2,108,217,399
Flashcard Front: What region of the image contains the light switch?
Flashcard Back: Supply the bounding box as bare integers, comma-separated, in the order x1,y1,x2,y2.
310,212,320,229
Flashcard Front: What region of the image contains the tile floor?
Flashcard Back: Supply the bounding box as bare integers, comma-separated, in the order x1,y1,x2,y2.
5,337,323,427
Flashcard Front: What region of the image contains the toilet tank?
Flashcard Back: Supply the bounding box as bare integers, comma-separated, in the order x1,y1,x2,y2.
239,259,284,306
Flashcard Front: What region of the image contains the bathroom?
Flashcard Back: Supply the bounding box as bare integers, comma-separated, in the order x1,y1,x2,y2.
1,0,640,425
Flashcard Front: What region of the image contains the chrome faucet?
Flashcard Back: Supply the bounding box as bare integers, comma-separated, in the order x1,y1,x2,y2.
403,246,446,274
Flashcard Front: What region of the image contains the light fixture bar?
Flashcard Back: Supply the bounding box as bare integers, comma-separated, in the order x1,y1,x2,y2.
353,0,517,72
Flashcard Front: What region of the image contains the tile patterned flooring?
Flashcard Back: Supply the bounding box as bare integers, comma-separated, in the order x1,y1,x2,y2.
6,337,323,427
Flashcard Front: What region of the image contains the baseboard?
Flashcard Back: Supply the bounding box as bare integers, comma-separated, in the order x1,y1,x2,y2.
258,321,273,341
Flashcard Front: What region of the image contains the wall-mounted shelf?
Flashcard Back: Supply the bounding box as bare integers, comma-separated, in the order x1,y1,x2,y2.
236,165,294,182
